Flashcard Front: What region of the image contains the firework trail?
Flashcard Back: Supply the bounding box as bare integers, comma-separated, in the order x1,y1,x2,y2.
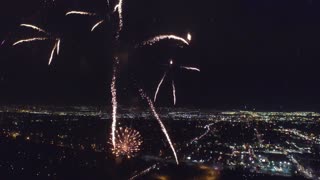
65,11,96,16
154,72,167,102
114,0,123,37
141,34,190,47
110,127,143,158
111,57,119,149
20,24,48,34
48,40,58,65
172,80,176,105
129,164,158,180
56,39,61,55
180,66,201,72
139,89,179,165
91,20,105,32
13,37,48,46
0,40,5,46
190,123,215,144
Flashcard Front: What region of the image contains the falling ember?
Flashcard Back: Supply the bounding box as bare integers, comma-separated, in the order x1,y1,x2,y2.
139,89,179,165
48,41,58,65
141,34,190,47
172,80,176,105
13,37,48,46
180,66,201,72
154,72,167,103
91,20,104,32
111,58,120,149
110,127,143,159
20,24,47,34
129,164,157,180
65,11,96,16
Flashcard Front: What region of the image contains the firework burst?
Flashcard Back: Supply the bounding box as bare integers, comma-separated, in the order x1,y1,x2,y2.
153,59,200,105
110,127,143,159
13,24,60,65
10,0,201,165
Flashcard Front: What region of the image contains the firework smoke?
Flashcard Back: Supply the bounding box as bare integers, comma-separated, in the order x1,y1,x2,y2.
139,89,179,165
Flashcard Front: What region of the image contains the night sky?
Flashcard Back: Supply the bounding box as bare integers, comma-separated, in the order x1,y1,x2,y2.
1,0,320,111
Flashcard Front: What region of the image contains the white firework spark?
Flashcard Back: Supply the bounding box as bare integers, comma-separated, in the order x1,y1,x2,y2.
13,37,48,46
114,0,123,38
141,34,190,46
180,66,201,72
111,57,119,149
140,89,179,165
91,20,104,32
48,41,58,65
20,24,47,34
187,33,192,41
172,80,176,105
154,72,167,103
56,39,61,55
65,11,96,16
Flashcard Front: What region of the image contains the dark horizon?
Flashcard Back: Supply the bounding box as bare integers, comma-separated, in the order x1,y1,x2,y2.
1,0,320,111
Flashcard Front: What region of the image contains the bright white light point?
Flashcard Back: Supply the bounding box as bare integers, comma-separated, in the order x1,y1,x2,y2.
187,33,192,41
170,60,173,65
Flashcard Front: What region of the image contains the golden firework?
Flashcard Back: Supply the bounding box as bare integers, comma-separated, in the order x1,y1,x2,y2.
110,127,143,159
